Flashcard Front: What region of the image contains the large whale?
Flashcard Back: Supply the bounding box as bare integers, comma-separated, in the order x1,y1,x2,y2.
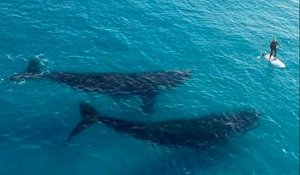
67,103,261,148
8,59,191,113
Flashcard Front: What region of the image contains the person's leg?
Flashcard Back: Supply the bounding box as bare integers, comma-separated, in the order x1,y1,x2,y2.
269,50,273,59
274,49,277,58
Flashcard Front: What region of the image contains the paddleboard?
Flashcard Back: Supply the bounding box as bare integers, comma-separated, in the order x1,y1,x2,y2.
262,52,286,68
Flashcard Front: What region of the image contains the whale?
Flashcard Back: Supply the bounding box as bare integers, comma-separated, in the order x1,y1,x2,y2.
8,59,191,113
67,103,261,148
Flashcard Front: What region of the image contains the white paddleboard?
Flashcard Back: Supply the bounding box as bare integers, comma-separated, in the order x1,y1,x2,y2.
262,52,286,68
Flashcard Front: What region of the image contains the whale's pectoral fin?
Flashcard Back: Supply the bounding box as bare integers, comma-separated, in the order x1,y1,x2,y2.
7,59,42,81
66,121,90,142
26,58,41,74
66,103,100,142
140,93,157,114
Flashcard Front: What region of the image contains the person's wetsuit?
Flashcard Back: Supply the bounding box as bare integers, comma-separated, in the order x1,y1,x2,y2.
270,41,279,59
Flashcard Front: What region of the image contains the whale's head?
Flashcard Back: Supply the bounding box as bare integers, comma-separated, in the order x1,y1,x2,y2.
228,109,261,134
7,59,42,81
7,73,40,81
157,70,192,88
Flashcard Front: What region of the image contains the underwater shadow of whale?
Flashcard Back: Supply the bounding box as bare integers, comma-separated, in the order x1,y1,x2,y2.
67,103,261,148
8,59,191,114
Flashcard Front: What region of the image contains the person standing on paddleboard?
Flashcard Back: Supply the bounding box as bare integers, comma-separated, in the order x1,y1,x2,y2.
269,38,280,60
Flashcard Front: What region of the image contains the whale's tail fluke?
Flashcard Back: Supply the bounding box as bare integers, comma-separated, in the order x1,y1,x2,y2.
66,103,101,142
7,59,42,81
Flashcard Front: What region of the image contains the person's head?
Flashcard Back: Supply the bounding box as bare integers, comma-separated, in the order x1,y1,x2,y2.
272,38,276,42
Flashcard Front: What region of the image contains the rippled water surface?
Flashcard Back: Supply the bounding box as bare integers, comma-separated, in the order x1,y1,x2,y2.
0,0,299,175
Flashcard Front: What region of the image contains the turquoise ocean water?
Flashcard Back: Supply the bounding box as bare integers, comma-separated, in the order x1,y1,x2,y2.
0,0,299,174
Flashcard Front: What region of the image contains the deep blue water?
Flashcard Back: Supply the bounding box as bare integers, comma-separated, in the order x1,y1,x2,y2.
0,0,299,175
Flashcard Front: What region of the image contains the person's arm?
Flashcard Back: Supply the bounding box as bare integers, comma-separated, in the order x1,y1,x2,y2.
277,42,280,46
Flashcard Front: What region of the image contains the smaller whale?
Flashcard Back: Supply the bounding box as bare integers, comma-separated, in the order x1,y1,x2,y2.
67,103,261,148
8,59,191,113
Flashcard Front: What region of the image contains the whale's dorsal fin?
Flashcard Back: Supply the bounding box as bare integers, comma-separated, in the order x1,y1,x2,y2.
66,103,100,142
